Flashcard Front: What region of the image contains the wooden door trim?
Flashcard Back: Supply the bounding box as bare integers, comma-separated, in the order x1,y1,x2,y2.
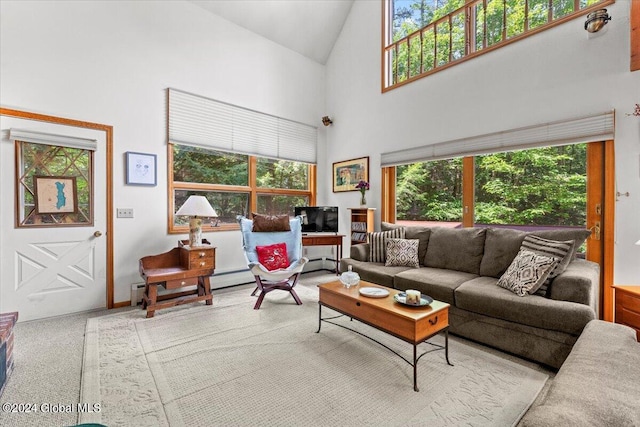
0,107,114,309
602,139,615,321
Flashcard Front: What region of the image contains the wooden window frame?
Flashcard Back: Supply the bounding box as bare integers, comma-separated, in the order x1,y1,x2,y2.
382,0,615,92
167,144,316,233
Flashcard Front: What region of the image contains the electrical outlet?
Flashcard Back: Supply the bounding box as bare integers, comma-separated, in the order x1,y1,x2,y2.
117,208,134,218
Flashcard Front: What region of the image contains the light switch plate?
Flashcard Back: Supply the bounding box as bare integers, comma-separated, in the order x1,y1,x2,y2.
117,208,134,218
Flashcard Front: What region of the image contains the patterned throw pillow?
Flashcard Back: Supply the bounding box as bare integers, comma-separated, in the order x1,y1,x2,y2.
368,228,406,263
385,239,420,268
497,249,559,296
520,235,574,296
256,242,290,271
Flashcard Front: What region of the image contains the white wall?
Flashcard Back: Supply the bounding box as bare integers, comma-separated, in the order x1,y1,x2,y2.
325,1,640,284
0,0,327,303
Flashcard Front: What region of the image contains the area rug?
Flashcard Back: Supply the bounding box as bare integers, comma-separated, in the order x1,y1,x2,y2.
79,279,548,426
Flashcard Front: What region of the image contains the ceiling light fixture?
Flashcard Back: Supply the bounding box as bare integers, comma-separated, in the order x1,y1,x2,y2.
584,9,611,33
322,116,333,126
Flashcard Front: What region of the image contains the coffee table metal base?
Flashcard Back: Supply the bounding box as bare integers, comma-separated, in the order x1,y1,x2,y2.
316,303,453,392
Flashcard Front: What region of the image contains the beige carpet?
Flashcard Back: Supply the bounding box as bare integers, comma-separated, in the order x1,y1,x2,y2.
79,280,548,426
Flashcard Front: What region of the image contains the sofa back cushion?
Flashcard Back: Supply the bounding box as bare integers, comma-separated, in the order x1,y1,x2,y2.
425,227,486,274
480,227,592,278
381,222,431,266
480,228,527,278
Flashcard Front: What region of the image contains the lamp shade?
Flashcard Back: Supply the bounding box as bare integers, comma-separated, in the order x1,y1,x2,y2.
176,195,217,217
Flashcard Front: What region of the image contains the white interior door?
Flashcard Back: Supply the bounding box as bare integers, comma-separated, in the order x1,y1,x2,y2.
0,116,107,321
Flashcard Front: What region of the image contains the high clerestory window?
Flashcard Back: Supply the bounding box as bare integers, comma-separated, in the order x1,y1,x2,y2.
382,0,614,91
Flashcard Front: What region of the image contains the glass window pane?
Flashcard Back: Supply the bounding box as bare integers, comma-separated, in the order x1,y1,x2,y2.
451,12,466,60
257,194,309,216
528,0,549,30
422,28,436,72
474,144,587,227
486,0,505,46
475,1,485,51
174,189,249,227
256,158,308,190
396,158,463,226
397,40,409,82
409,34,422,77
506,0,526,39
18,142,92,226
436,20,451,66
172,144,248,186
552,0,574,19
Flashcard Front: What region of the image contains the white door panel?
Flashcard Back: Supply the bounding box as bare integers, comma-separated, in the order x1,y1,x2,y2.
1,116,107,321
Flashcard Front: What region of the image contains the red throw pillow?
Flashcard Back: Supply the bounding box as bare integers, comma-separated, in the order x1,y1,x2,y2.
256,242,290,271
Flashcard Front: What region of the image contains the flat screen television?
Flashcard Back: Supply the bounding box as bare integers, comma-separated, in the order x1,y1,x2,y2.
295,206,338,233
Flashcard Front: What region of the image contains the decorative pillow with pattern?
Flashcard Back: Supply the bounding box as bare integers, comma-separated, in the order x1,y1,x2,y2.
368,228,406,263
497,249,559,296
520,234,574,296
256,242,290,271
385,238,420,268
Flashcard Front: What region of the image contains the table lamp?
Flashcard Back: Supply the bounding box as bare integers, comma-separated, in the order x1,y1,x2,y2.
175,195,217,247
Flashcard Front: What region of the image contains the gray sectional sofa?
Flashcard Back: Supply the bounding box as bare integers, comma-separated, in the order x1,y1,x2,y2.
520,319,640,426
339,223,598,369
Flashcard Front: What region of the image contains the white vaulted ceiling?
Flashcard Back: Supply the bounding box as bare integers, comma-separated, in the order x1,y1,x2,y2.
190,0,355,64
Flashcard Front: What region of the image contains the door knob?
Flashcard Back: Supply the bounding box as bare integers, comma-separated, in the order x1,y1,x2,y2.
94,231,103,238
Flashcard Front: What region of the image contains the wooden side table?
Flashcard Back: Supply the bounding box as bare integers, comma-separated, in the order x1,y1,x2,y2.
614,285,640,341
139,245,215,318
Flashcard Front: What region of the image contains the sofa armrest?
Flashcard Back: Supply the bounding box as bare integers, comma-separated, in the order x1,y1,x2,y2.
350,243,370,261
550,259,599,315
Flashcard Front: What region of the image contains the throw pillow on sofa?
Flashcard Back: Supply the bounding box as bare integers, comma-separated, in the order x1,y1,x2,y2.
385,238,420,268
368,228,406,263
497,249,559,296
520,234,574,296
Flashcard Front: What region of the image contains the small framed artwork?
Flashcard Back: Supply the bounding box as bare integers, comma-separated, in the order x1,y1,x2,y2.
34,176,78,214
125,151,157,186
332,156,369,192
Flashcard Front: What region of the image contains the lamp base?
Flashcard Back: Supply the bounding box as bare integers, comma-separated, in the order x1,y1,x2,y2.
188,217,203,247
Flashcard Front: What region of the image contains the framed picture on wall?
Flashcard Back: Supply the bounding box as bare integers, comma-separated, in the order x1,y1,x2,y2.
34,176,78,214
332,156,369,192
125,151,157,186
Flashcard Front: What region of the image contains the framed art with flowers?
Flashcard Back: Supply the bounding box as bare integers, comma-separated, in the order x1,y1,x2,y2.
332,156,369,192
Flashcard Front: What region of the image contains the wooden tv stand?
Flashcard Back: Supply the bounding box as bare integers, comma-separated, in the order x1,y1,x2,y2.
139,243,215,318
302,234,344,275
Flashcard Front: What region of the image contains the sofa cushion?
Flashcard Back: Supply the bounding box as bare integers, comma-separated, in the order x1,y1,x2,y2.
425,227,486,274
531,228,591,259
368,228,405,263
480,228,527,278
455,277,595,335
520,320,640,427
385,239,420,268
394,267,478,304
521,234,574,296
339,258,411,288
382,222,431,266
497,249,558,296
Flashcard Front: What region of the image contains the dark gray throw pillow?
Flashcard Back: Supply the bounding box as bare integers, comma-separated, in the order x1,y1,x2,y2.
425,227,486,275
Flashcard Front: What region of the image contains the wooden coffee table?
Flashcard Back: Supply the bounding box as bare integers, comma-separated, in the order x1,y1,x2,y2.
317,280,452,391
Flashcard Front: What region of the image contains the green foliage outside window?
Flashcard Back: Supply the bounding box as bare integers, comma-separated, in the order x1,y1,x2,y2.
396,144,587,227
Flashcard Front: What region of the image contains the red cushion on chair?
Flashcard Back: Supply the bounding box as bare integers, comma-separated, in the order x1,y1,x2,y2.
256,242,290,271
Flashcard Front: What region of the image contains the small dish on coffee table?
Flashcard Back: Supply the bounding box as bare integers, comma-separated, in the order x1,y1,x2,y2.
359,287,390,298
394,292,433,307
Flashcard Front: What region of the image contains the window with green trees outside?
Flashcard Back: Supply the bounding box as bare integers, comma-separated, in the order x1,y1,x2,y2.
170,144,313,232
396,144,587,231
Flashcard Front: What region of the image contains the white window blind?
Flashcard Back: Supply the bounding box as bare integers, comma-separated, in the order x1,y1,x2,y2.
9,129,97,151
381,111,614,167
168,88,317,164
